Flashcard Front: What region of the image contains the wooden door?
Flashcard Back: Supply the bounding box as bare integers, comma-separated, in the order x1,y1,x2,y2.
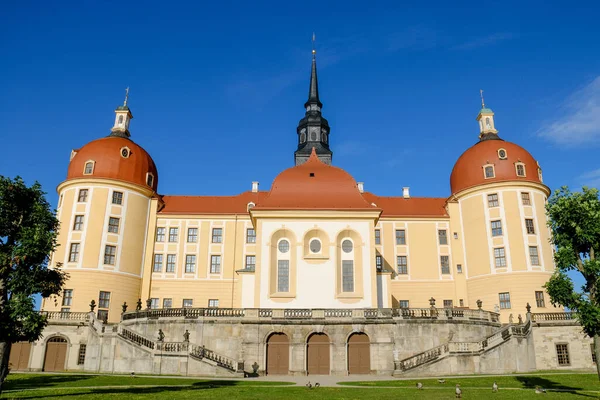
43,337,67,372
266,333,289,375
8,342,31,371
307,333,330,375
348,333,370,374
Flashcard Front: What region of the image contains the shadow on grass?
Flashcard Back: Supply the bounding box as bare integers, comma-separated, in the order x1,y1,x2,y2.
4,375,93,391
515,376,594,397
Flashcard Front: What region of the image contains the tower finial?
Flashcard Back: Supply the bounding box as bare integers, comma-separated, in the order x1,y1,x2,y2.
480,89,485,108
312,32,316,57
124,87,130,106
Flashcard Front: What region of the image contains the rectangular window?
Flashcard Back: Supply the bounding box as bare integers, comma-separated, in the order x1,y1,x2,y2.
535,291,545,308
556,344,570,366
488,193,499,207
182,299,193,308
187,228,198,243
485,165,495,178
521,192,531,205
592,344,597,363
112,191,123,205
61,307,71,313
342,260,354,292
73,215,84,231
108,217,120,234
208,299,219,308
499,292,511,309
166,254,176,273
440,255,450,274
150,298,159,309
399,300,409,308
97,309,108,322
210,255,221,274
525,219,536,234
155,227,166,242
98,291,111,308
163,298,172,308
77,344,87,365
438,229,448,245
529,246,540,266
491,220,503,236
494,247,506,268
68,243,80,262
185,255,196,273
245,255,256,270
457,264,463,274
62,289,73,306
516,164,526,177
277,260,289,292
103,245,116,265
397,256,408,275
374,229,381,245
246,228,256,243
153,254,163,272
443,300,453,308
168,227,179,242
459,299,464,307
376,255,383,271
77,189,88,202
212,228,223,243
395,229,406,245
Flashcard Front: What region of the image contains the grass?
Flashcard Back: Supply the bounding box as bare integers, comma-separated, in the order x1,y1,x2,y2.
0,373,598,399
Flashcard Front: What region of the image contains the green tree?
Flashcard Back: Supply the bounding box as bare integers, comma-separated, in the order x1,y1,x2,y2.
0,176,66,394
545,186,600,380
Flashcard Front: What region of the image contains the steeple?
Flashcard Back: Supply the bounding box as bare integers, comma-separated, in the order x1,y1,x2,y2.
295,35,332,166
110,88,133,138
476,90,500,141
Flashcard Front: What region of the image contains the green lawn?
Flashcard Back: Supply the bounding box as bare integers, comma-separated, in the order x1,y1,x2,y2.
1,373,598,399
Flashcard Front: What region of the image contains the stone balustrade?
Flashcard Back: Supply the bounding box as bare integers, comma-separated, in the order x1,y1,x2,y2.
531,312,576,322
157,342,189,352
118,327,155,350
40,311,90,321
122,307,500,323
189,345,239,372
395,343,449,371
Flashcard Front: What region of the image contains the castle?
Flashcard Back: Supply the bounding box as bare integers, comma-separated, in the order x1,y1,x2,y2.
9,53,595,376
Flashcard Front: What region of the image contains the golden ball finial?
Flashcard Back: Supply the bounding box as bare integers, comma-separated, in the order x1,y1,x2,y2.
312,49,316,55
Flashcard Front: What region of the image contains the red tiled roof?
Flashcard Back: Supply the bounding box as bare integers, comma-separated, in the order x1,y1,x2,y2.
361,192,448,218
159,191,267,215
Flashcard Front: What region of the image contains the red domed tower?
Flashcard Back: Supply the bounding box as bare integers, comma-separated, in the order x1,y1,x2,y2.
43,92,159,322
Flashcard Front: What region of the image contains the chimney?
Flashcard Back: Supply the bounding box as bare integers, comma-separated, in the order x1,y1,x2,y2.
357,182,364,193
403,187,410,199
251,181,259,193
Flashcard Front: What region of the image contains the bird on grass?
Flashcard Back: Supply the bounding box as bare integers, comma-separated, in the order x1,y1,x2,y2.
130,371,136,378
438,379,446,384
306,381,312,389
455,384,462,398
535,386,547,394
492,381,498,392
416,382,423,390
314,382,320,388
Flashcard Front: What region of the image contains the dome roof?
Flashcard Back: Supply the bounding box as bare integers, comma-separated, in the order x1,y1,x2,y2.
255,148,377,210
450,138,542,194
67,136,158,191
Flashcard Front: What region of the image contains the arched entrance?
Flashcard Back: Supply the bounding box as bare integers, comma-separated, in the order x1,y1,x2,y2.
266,333,289,375
348,333,370,374
307,333,330,375
43,337,68,372
8,342,32,371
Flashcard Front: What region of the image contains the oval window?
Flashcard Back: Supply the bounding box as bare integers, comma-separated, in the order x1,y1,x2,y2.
342,239,353,253
278,240,290,253
309,239,321,253
498,149,507,159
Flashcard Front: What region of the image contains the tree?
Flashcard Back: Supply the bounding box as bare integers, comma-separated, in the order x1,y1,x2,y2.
545,186,600,380
0,176,66,394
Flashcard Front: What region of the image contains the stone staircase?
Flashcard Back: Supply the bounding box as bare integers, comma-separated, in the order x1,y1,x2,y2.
394,318,532,375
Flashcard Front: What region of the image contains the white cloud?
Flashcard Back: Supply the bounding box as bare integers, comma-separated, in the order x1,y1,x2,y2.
541,76,600,146
578,168,600,189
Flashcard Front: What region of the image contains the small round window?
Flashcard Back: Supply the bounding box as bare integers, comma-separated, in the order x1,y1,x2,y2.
278,240,290,253
342,239,353,253
121,147,130,158
309,239,321,253
498,149,507,160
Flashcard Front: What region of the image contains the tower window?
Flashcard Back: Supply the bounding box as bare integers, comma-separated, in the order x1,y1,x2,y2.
516,163,526,177
323,132,328,144
529,246,540,265
118,115,124,125
108,217,120,233
103,245,116,265
487,193,499,207
212,227,223,243
494,247,506,268
310,131,317,141
491,220,503,236
62,289,73,306
499,292,511,309
146,173,154,187
83,161,94,175
78,189,88,202
300,132,306,143
440,255,450,274
112,191,123,205
73,215,84,231
120,147,130,158
395,229,406,245
535,291,545,307
438,229,448,245
484,165,495,179
210,255,221,274
525,219,536,234
374,229,381,245
68,243,80,262
521,192,531,205
98,291,111,309
397,256,408,274
153,254,163,272
498,149,507,159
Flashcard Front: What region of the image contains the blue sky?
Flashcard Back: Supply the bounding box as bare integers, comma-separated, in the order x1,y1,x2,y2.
1,2,599,297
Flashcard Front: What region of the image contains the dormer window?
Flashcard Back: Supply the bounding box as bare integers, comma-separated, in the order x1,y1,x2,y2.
515,163,526,177
484,165,495,179
83,161,95,175
146,173,154,187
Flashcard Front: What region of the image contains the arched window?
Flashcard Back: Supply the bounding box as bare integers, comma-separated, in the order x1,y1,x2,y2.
485,117,491,129
277,239,290,292
118,115,124,125
322,132,328,144
310,131,317,141
300,132,306,143
340,238,354,292
83,161,94,175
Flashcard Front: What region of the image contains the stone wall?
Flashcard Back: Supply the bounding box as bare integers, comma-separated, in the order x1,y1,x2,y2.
531,322,595,370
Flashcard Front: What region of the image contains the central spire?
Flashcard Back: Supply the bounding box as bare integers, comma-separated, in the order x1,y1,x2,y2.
295,35,332,166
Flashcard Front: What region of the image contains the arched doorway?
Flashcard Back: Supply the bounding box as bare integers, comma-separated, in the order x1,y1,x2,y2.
43,337,68,372
348,333,370,374
266,333,289,375
8,342,32,371
307,333,330,375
